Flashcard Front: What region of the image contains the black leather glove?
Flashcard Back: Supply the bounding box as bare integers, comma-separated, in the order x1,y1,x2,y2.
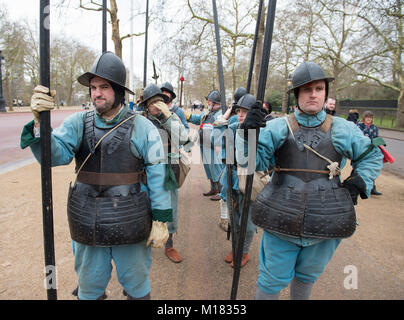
240,102,267,130
239,102,267,140
342,172,367,205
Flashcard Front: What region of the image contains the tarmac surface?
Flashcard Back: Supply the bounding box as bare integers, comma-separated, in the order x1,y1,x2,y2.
0,107,403,300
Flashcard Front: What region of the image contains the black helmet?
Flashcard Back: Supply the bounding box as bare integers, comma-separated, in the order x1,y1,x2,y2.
160,82,176,100
139,83,168,108
78,51,134,95
234,87,247,103
289,61,334,93
235,93,256,111
205,90,221,104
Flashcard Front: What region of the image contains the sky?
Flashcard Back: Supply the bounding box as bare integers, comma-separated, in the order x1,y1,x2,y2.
1,0,163,88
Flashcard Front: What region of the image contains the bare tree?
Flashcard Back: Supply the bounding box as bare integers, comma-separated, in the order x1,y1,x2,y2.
185,0,257,94
347,0,404,128
0,16,29,109
60,0,146,58
51,38,97,105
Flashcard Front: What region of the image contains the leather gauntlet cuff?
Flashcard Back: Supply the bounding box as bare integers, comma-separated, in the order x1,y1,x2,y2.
152,209,173,223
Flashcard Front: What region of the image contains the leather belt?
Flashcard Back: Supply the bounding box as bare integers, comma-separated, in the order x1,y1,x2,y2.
77,171,147,186
269,167,340,175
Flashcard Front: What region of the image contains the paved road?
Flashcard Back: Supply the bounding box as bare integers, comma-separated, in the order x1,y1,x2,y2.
379,129,404,178
0,108,80,173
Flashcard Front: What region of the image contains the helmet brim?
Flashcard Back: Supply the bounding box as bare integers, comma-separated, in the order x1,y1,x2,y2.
78,71,135,96
161,88,176,100
138,93,169,108
287,77,334,93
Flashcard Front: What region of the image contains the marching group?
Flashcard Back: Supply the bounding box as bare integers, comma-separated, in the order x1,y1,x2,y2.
20,52,383,300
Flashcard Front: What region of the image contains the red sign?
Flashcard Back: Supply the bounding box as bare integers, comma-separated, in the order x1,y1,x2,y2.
180,76,185,82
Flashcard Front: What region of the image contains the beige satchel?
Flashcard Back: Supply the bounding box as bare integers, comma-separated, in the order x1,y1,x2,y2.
237,167,270,201
175,148,191,188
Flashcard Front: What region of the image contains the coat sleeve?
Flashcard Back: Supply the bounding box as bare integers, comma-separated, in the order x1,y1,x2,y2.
235,118,288,172
161,112,190,147
20,112,86,167
130,115,172,222
188,112,204,125
331,117,384,197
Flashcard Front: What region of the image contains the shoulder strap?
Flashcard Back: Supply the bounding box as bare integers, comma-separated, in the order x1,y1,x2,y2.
319,114,333,133
287,114,300,133
84,110,96,154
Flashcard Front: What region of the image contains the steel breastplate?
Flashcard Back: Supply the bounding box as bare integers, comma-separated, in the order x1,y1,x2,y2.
251,115,357,239
67,110,152,246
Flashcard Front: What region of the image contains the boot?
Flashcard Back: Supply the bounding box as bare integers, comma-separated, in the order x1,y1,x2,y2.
371,185,382,195
72,286,107,300
203,179,218,196
123,290,151,300
165,247,183,263
164,233,183,263
224,250,233,263
231,253,250,268
210,181,222,200
210,194,222,201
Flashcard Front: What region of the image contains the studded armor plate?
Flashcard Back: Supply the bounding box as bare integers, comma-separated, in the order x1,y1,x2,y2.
251,115,357,239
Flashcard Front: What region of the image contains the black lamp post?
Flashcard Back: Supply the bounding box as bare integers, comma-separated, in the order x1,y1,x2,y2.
0,50,6,112
286,73,292,114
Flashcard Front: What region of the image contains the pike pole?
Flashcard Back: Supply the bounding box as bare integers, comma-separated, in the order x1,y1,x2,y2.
143,0,149,87
231,0,277,300
39,0,57,300
102,0,107,52
211,0,237,287
246,0,264,93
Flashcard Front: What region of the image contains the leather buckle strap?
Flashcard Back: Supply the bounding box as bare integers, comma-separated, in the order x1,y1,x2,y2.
269,167,340,175
77,171,147,186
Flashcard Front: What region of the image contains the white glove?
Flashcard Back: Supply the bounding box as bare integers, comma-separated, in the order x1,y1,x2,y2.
146,221,169,248
213,116,228,127
150,100,172,119
31,85,56,125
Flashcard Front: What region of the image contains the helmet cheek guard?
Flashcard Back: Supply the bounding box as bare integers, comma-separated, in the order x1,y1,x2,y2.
110,82,125,107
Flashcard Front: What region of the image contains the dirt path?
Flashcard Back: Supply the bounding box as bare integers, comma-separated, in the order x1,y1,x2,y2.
0,153,403,300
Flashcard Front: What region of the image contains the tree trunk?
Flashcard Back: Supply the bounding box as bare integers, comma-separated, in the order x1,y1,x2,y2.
396,88,404,128
5,72,13,111
110,0,122,59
